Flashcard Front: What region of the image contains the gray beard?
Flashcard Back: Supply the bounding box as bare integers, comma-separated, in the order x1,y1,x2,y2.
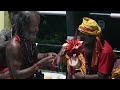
23,33,37,42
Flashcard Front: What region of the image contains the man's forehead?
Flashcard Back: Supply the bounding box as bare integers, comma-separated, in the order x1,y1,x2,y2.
23,11,40,21
30,13,40,22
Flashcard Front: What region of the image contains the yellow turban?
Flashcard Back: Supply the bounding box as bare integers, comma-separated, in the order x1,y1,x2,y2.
78,17,102,36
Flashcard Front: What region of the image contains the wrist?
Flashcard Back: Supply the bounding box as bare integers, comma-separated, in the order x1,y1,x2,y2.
34,63,41,72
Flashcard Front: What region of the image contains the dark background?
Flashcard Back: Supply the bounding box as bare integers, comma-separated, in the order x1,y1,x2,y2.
36,15,67,53
36,11,120,54
66,11,120,51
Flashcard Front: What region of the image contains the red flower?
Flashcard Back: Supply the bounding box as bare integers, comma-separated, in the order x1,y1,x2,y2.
63,38,83,57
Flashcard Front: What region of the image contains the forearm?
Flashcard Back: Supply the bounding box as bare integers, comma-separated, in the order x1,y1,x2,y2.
82,74,102,79
74,73,105,79
11,63,40,79
56,47,65,65
11,64,39,79
10,58,47,79
75,74,107,79
37,53,48,60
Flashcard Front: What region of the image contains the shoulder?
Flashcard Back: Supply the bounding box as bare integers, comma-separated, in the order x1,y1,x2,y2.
99,40,115,62
101,40,114,54
6,35,21,52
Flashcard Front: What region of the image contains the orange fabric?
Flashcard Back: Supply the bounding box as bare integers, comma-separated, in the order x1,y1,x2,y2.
91,36,103,67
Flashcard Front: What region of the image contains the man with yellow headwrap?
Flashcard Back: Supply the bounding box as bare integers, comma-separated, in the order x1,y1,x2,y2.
74,17,116,79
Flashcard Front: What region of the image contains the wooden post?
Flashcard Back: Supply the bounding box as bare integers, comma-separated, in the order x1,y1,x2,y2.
0,11,12,32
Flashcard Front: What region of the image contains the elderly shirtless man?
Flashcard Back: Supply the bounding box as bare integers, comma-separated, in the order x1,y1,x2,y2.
6,11,57,79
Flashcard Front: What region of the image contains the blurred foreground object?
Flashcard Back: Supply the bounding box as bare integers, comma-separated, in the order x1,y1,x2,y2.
112,59,120,79
42,70,66,79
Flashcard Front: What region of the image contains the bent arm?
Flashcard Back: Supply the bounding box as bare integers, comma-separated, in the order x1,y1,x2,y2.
6,40,54,79
37,53,48,60
6,41,37,79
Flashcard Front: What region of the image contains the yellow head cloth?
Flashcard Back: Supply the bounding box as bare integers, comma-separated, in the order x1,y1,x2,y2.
78,17,102,36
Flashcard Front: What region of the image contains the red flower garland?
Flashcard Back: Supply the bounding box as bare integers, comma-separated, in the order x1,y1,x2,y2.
63,38,84,58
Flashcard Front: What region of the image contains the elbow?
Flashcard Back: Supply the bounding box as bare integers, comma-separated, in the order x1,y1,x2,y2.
11,70,26,79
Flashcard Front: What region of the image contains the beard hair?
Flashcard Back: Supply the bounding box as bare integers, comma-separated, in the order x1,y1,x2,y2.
23,33,37,42
30,34,37,42
84,39,95,71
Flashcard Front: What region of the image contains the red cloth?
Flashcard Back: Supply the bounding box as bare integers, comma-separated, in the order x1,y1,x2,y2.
0,68,14,79
0,68,12,79
0,68,9,73
15,35,21,42
92,40,116,74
